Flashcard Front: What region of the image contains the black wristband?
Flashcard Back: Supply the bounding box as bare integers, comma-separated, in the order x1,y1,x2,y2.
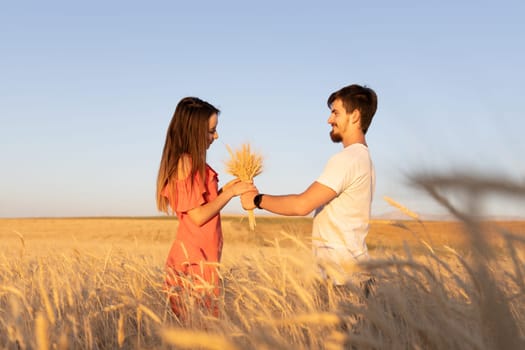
253,194,264,209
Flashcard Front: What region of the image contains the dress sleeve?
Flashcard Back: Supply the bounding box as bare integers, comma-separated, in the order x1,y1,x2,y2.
170,172,207,213
162,173,206,213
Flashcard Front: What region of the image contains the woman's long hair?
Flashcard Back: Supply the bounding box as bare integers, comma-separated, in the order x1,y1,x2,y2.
156,97,220,213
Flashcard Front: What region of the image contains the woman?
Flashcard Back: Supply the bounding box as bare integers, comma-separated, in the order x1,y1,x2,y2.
156,97,255,317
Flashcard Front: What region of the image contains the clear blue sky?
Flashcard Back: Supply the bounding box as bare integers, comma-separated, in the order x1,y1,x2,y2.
1,0,524,218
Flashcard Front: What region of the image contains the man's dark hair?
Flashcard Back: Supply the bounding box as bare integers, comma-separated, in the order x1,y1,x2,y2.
327,84,377,134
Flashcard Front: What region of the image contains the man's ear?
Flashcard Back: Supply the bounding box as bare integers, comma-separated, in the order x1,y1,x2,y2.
350,109,361,125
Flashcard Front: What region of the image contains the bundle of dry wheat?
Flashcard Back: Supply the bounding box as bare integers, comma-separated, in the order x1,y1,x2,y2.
225,144,263,230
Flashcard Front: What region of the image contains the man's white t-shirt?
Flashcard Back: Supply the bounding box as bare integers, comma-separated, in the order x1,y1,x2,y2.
313,143,375,282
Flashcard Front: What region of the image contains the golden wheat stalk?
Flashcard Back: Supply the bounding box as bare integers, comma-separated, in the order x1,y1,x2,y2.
37,259,56,325
117,313,125,348
383,196,420,220
267,312,341,326
35,312,49,350
161,328,240,350
225,143,263,230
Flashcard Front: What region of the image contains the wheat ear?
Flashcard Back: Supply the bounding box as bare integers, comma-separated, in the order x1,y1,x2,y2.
225,143,263,230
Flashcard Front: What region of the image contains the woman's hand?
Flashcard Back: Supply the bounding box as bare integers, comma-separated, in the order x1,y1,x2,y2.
222,178,257,197
220,178,241,194
231,181,257,197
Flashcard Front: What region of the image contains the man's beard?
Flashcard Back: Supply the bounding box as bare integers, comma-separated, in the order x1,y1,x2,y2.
330,130,342,143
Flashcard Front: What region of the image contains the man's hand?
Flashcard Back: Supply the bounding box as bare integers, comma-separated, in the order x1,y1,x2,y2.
241,190,258,210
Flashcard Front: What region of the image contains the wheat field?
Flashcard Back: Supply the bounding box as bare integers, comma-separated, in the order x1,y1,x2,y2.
1,212,524,349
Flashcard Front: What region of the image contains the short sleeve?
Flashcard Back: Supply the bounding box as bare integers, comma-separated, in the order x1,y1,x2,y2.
162,172,206,214
316,153,345,194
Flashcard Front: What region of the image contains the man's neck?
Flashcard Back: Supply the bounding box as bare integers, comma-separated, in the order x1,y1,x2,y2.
342,133,367,148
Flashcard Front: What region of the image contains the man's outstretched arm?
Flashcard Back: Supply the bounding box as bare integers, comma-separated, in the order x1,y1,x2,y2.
241,181,336,216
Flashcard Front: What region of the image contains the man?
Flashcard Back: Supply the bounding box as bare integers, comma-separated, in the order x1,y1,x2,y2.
241,84,377,287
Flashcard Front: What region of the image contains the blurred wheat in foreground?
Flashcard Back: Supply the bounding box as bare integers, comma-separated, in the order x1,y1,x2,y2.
1,174,524,349
225,143,263,230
